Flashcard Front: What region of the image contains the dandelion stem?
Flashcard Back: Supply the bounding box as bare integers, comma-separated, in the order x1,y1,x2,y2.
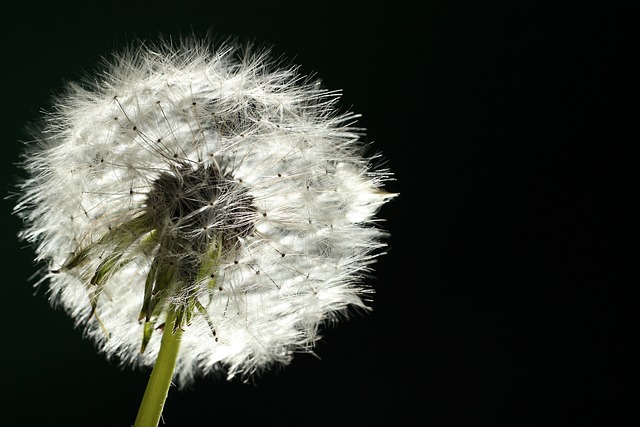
134,310,182,427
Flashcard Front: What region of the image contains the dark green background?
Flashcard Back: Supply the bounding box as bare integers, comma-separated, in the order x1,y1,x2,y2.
1,2,622,426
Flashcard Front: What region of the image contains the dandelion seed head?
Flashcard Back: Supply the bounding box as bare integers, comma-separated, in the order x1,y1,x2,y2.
14,37,396,384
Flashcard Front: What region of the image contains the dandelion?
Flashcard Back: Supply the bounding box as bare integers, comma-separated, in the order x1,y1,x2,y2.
13,37,395,426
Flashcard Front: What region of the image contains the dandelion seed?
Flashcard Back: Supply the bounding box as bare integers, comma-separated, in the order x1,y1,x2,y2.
13,37,396,387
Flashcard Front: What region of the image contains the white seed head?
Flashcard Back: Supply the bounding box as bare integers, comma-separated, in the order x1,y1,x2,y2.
14,37,395,384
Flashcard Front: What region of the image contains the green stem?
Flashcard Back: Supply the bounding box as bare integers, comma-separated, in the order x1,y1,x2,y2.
134,310,183,427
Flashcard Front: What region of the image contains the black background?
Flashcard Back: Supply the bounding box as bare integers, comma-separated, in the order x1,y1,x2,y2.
1,2,623,426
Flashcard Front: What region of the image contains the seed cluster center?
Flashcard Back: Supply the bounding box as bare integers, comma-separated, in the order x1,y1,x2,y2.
145,164,256,252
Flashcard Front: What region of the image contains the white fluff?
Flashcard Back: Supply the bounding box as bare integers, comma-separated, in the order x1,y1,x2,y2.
14,37,395,385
